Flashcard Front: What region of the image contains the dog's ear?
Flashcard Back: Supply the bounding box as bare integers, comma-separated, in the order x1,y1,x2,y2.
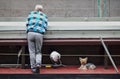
79,57,82,60
85,57,88,60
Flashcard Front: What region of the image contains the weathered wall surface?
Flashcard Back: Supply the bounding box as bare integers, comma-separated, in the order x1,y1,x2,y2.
0,0,120,17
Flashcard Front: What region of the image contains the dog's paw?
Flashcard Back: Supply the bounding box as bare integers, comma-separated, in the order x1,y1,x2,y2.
78,67,81,70
78,66,87,70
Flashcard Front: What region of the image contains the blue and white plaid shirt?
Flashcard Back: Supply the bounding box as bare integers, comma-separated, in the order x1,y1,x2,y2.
26,11,48,34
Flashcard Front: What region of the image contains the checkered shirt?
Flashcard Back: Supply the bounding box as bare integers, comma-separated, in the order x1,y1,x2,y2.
26,11,48,34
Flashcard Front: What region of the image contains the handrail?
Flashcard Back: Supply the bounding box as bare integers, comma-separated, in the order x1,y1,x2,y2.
0,22,120,31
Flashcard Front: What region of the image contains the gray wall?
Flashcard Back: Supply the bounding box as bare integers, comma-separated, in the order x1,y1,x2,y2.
0,0,120,17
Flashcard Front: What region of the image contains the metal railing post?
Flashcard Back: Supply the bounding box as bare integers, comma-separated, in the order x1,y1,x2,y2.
100,37,119,73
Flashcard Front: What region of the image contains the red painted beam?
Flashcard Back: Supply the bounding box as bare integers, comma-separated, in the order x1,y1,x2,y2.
0,38,120,45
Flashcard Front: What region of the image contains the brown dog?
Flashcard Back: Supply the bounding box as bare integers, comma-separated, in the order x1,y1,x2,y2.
78,57,96,70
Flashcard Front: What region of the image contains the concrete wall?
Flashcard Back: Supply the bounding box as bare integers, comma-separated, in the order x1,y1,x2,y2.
0,0,120,17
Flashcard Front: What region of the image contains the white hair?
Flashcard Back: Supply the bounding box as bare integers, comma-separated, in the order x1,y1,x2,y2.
35,5,43,11
50,51,61,62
